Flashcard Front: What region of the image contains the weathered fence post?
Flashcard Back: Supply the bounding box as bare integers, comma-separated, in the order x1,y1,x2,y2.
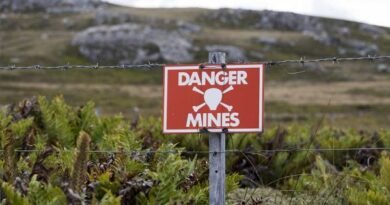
208,52,226,205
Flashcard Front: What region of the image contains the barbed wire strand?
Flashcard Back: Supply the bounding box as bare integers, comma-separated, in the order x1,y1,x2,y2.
0,56,389,154
0,55,389,70
0,147,389,154
264,55,390,66
0,63,164,70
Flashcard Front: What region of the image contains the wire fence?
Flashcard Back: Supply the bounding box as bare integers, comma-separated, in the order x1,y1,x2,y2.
1,55,389,204
0,147,389,154
0,55,390,70
0,54,390,155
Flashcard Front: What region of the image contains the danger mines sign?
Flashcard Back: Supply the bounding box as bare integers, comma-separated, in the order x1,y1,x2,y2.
163,64,264,133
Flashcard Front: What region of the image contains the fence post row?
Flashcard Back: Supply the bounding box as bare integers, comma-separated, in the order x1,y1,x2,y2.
208,52,226,205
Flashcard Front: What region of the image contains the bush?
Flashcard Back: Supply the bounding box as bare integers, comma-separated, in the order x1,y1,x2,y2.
1,96,390,204
0,96,241,204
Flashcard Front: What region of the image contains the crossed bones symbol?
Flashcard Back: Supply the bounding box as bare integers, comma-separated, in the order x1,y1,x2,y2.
192,85,234,112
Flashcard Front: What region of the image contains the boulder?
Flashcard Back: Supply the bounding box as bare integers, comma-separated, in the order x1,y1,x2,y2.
72,23,194,64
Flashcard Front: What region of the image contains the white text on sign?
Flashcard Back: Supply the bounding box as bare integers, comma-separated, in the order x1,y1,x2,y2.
178,70,249,128
178,71,248,86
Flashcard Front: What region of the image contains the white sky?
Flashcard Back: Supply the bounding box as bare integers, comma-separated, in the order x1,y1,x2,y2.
105,0,390,28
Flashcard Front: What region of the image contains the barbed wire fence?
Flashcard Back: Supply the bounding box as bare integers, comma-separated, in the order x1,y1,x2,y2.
0,54,390,154
1,54,390,204
0,55,389,70
0,54,389,152
0,147,390,154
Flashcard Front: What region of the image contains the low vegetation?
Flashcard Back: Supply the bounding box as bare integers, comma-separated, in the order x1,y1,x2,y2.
0,97,389,204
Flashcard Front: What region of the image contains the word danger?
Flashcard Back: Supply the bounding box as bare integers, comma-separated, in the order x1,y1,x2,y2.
178,71,248,86
178,70,249,128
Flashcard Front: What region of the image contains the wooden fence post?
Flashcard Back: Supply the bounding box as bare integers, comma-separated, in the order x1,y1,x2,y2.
208,51,226,205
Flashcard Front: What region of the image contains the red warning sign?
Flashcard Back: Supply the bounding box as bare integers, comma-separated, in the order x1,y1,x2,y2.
163,64,264,133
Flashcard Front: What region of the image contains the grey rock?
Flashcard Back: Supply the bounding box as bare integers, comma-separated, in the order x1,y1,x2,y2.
72,24,193,64
176,21,202,34
62,18,74,28
304,62,327,73
338,47,347,55
0,1,10,11
258,10,324,33
204,9,330,45
0,14,7,20
10,57,21,63
303,30,332,45
205,45,246,61
344,39,379,56
336,27,351,36
95,8,137,25
255,36,278,46
249,51,265,60
377,64,390,73
359,24,386,39
40,33,49,40
205,9,325,33
1,0,101,12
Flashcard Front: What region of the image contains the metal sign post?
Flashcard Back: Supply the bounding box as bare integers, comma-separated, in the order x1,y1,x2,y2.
208,52,226,205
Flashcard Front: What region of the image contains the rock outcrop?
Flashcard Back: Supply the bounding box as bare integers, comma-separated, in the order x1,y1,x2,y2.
95,8,138,25
204,9,325,33
1,0,101,12
200,9,386,48
72,24,194,64
359,24,386,39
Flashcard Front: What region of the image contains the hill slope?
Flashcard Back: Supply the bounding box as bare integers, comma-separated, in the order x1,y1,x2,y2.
0,5,390,129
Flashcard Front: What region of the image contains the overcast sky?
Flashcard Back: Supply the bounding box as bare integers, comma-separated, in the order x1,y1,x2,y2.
105,0,390,28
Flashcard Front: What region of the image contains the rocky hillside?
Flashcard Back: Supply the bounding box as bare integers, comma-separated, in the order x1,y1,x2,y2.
0,0,101,13
1,4,390,128
0,5,389,69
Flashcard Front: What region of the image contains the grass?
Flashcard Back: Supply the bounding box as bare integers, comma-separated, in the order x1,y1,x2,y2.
229,187,342,205
348,87,390,98
0,69,162,84
265,101,390,130
106,5,207,22
0,84,161,116
1,80,389,129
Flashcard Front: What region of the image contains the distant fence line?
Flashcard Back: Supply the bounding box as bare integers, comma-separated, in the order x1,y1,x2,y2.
0,55,390,70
